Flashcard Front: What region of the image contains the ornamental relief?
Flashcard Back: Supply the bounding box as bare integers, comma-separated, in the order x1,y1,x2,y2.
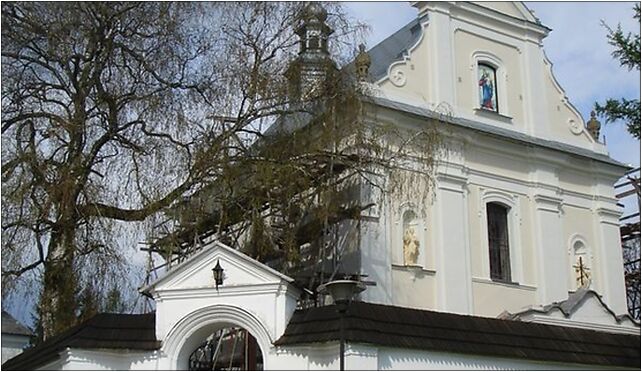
389,67,407,87
568,118,583,135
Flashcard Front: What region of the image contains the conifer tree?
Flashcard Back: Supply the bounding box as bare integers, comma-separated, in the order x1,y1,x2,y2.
595,4,641,139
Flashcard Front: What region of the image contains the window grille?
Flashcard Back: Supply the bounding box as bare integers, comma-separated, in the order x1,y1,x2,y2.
487,202,511,281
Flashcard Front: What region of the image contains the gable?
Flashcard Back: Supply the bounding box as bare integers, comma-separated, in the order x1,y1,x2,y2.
142,241,294,295
368,2,603,153
501,289,640,335
471,2,539,23
570,294,621,324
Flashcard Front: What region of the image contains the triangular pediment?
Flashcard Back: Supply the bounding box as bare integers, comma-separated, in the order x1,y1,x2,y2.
141,241,294,295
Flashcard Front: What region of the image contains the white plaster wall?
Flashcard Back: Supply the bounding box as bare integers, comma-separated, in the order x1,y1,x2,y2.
453,28,526,128
356,102,628,318
375,2,597,151
51,349,162,370
38,340,627,371
391,266,437,309
1,334,30,364
359,185,394,306
376,346,611,370
471,279,537,317
155,285,292,343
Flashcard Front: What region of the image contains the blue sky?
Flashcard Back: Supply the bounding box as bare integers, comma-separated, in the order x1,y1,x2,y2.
344,1,641,169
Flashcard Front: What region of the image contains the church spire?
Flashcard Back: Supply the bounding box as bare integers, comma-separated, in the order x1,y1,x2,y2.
286,3,337,103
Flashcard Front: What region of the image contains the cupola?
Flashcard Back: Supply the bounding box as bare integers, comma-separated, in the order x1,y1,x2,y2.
286,3,337,103
355,44,371,82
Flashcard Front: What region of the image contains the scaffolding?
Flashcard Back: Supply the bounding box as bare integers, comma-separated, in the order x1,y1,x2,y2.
615,167,640,320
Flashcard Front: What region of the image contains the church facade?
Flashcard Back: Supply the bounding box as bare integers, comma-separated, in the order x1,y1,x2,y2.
357,1,630,318
3,2,639,370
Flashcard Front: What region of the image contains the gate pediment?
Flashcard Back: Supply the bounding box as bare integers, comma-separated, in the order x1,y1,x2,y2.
142,241,295,295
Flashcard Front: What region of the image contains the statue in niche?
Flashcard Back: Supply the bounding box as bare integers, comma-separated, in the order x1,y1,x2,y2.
403,227,420,265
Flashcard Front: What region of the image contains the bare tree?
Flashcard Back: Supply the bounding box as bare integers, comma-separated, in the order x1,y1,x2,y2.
1,1,227,338
144,4,443,304
2,2,441,339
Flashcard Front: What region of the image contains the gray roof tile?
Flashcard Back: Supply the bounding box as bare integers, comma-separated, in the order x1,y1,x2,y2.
2,312,159,371
1,310,32,337
275,301,640,368
367,16,425,81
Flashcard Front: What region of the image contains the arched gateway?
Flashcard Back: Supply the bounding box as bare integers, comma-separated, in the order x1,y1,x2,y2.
163,305,272,370
140,241,301,371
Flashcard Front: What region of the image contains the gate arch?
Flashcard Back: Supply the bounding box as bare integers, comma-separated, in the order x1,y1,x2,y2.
163,304,273,370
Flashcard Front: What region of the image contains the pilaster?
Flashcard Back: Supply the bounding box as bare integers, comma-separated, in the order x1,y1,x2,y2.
425,2,456,108
345,344,378,370
532,193,567,305
435,170,472,314
594,206,628,314
522,41,550,139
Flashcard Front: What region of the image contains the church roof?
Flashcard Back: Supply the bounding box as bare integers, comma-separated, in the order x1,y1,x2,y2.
275,301,640,368
2,312,160,371
1,310,33,337
367,16,424,82
6,302,639,370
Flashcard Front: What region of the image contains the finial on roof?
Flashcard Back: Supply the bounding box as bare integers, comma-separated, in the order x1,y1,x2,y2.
302,2,328,23
586,111,601,141
355,44,371,82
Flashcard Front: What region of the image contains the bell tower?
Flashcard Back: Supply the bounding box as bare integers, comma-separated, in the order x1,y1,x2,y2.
286,3,337,103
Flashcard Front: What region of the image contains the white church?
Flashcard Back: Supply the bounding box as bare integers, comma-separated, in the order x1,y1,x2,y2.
3,2,640,370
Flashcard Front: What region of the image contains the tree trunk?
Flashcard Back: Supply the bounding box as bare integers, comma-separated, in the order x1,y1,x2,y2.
39,228,78,339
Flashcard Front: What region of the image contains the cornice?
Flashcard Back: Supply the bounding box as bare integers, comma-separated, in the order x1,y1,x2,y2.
533,193,563,212
154,282,299,302
523,315,640,335
363,96,628,170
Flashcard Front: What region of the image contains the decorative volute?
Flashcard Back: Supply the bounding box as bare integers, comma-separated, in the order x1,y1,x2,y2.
355,44,371,82
286,2,336,102
586,111,601,141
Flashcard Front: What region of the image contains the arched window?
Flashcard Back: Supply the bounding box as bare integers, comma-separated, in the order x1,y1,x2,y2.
478,63,498,112
571,240,591,289
487,202,510,281
402,210,420,266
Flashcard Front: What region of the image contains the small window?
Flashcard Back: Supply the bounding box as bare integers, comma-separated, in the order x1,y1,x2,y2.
487,203,510,281
478,63,498,112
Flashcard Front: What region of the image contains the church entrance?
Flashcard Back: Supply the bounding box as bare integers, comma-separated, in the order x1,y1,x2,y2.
188,327,263,371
